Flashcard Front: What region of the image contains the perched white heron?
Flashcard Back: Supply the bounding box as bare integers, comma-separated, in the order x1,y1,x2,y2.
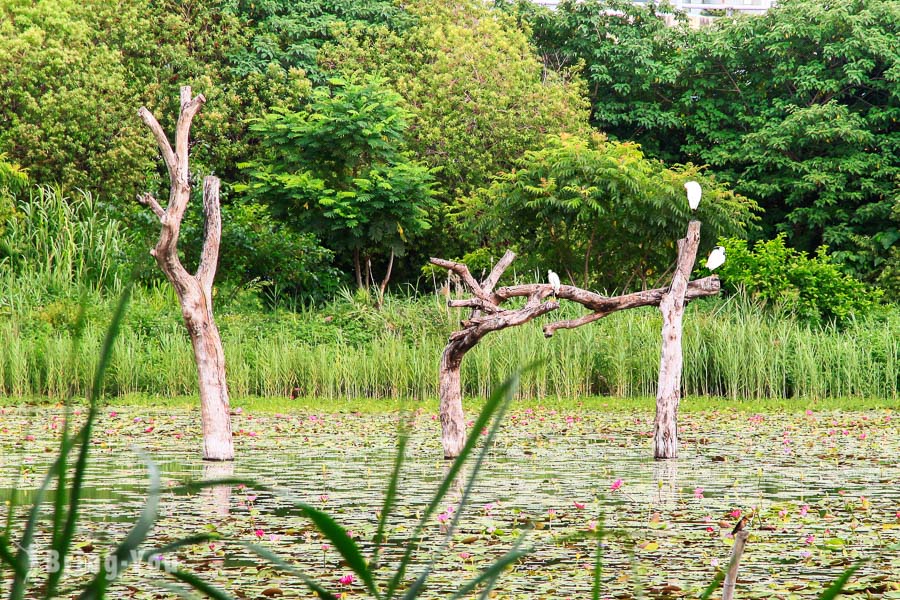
547,270,561,295
706,246,726,271
684,181,702,211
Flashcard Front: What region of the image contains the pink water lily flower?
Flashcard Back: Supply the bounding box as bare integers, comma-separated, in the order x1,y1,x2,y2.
573,501,586,510
610,479,623,492
339,574,354,586
694,487,704,499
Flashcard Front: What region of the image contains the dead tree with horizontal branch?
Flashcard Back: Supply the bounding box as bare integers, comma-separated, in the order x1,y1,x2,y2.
431,220,718,459
138,86,234,461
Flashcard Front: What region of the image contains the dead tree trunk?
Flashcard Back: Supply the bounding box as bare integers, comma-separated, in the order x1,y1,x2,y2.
653,221,701,459
432,251,556,458
432,247,720,459
138,86,234,461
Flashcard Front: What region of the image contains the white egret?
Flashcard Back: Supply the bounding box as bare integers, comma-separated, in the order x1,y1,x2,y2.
706,246,726,271
547,270,561,295
684,181,702,211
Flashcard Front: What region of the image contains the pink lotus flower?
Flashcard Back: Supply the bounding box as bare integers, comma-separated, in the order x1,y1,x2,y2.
339,574,354,586
254,529,264,538
319,494,329,503
705,526,715,533
805,409,813,416
109,411,118,418
144,426,154,433
573,501,586,510
437,512,449,523
24,435,35,442
588,520,598,532
610,479,623,492
730,509,742,519
694,487,704,499
321,543,330,552
458,552,472,560
799,504,809,517
804,534,814,545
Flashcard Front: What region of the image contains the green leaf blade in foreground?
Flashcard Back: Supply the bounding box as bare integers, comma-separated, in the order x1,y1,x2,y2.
79,452,161,600
291,501,379,599
387,371,521,600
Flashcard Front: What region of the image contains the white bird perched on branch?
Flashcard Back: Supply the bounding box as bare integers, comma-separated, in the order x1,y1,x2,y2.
706,246,726,271
684,181,702,211
547,270,561,296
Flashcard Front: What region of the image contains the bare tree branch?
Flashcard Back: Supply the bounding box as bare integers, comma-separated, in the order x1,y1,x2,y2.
137,192,166,221
429,257,487,300
481,250,516,294
137,107,177,184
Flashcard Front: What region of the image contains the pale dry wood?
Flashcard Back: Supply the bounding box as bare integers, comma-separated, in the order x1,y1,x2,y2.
139,86,234,461
654,220,702,459
722,530,750,600
432,220,719,460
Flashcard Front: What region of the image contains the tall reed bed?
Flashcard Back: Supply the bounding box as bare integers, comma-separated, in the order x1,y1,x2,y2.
1,291,896,400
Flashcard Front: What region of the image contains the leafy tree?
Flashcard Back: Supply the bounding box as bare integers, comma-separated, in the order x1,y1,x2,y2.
0,153,28,238
525,0,899,285
226,0,411,84
717,235,882,325
0,0,154,199
679,0,900,281
320,0,591,201
239,78,438,290
522,0,688,159
464,133,759,291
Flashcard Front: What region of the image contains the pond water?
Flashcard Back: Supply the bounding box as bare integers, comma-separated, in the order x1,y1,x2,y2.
1,404,898,598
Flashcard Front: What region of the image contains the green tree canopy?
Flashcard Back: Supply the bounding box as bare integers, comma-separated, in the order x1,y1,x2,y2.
464,132,759,291
320,0,591,201
526,0,900,284
238,77,438,288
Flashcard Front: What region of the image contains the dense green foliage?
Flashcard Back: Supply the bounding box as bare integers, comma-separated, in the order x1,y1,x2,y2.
526,0,900,284
0,0,893,311
239,78,438,287
465,132,759,290
717,236,882,326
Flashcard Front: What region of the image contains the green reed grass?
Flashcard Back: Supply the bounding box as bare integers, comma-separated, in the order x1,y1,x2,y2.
1,287,896,401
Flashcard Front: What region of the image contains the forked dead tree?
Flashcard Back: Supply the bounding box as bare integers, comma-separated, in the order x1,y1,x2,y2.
138,86,234,461
431,220,718,459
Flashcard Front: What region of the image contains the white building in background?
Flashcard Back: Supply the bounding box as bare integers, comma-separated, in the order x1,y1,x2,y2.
532,0,776,18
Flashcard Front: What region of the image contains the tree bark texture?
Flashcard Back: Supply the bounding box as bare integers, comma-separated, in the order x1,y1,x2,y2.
138,86,234,461
653,220,702,459
431,244,720,459
723,530,750,600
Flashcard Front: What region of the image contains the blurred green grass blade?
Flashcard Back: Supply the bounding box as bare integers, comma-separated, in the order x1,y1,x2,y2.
245,543,338,600
167,478,259,495
817,563,862,600
387,371,520,599
449,536,529,600
48,284,132,597
144,534,222,557
699,570,724,600
11,451,69,599
78,452,160,599
372,423,410,565
592,524,604,600
49,299,87,562
290,501,379,599
144,561,236,600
